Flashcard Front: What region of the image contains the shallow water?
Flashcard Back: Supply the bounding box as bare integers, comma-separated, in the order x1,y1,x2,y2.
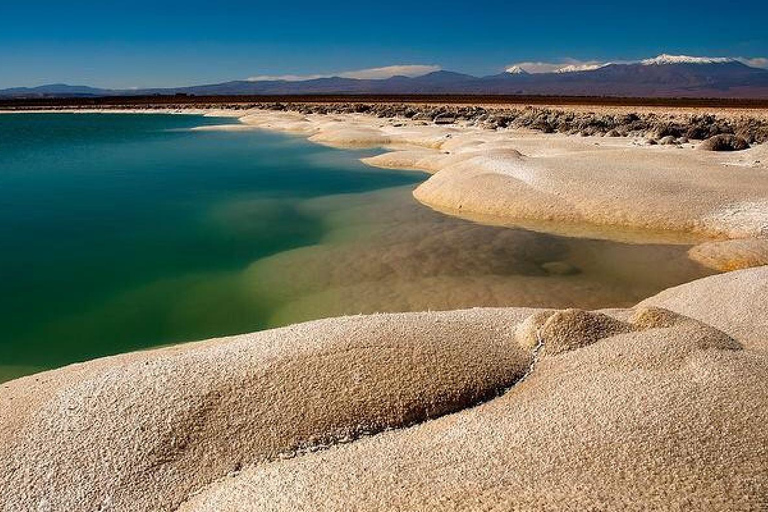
0,113,715,381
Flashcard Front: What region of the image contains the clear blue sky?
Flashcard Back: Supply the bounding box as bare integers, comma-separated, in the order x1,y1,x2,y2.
1,0,766,88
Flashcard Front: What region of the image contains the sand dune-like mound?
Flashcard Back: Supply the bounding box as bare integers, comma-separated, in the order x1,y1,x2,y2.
180,302,767,511
414,145,768,239
308,126,393,148
639,265,768,351
362,148,449,173
0,310,531,512
238,111,318,135
688,238,768,271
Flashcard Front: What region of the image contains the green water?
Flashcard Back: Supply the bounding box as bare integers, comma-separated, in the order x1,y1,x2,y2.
0,113,423,378
0,113,716,382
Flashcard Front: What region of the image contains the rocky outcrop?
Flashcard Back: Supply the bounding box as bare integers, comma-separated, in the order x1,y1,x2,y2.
242,103,768,143
697,133,751,151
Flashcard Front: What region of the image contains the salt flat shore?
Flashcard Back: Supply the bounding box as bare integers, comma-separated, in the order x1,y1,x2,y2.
2,104,768,510
225,105,768,271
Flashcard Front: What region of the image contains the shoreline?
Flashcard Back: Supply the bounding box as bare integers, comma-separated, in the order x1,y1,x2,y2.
5,101,768,140
6,106,768,265
3,269,768,511
224,106,768,267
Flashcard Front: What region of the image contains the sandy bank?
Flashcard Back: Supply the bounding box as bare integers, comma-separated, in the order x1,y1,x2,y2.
2,268,768,510
687,238,768,271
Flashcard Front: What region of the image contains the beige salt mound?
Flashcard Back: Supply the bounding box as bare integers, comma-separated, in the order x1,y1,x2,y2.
413,145,768,239
308,126,392,148
640,265,768,351
180,303,766,511
519,308,637,356
688,238,768,271
362,148,448,173
238,111,318,135
0,309,531,512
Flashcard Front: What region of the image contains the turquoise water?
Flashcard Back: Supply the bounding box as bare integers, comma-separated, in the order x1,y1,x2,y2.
0,113,715,382
0,114,422,378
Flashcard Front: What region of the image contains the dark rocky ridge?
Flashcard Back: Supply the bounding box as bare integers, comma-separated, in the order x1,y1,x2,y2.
257,102,768,144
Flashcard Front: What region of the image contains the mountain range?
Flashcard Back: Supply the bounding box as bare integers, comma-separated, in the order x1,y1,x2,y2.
3,55,768,99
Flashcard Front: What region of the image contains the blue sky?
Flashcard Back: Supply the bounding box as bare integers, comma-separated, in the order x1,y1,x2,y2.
1,0,766,88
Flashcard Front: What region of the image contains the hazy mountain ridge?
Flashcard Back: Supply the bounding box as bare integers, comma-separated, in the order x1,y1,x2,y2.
3,57,768,99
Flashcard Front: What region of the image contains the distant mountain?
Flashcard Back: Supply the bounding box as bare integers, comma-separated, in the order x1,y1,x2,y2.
159,71,484,96
0,83,114,98
3,55,768,99
522,58,768,97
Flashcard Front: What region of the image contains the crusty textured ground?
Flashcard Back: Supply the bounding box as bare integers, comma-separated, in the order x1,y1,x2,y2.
0,309,532,512
176,271,768,511
2,269,768,511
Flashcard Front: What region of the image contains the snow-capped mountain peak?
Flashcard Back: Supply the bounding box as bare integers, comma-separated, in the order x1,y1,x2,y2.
641,54,736,66
505,65,528,75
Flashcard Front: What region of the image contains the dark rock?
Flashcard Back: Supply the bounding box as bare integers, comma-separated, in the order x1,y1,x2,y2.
658,136,677,145
697,134,750,152
434,114,457,125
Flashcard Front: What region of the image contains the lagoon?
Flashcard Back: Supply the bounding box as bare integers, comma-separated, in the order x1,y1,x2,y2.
0,113,713,381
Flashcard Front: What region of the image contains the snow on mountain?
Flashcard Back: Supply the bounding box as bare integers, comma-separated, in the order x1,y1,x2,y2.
554,63,605,73
641,54,737,66
505,65,529,75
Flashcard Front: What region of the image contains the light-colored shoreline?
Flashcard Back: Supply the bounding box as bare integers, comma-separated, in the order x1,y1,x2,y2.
2,107,768,510
234,109,768,237
225,108,768,270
